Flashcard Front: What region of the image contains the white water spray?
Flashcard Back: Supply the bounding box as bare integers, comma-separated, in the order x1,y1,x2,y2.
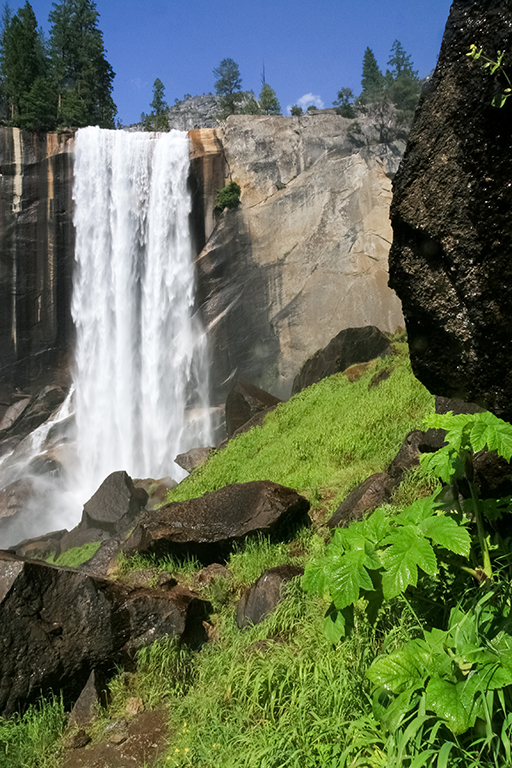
72,126,211,498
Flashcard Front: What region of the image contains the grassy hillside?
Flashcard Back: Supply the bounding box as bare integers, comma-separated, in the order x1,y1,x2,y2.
10,341,503,768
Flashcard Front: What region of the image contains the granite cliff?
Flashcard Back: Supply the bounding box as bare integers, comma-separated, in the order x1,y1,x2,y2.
0,114,404,414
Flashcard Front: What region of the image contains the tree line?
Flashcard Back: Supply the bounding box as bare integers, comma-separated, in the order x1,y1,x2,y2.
329,41,422,122
0,0,116,131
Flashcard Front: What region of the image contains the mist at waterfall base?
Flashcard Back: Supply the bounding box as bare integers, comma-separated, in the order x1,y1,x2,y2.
0,127,213,548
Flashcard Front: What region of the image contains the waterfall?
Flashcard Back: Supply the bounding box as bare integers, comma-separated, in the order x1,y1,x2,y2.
72,126,212,498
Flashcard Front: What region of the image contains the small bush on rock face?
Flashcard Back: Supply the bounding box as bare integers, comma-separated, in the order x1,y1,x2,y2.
214,181,241,212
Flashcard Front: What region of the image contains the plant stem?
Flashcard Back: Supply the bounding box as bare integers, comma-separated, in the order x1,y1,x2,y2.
469,479,492,580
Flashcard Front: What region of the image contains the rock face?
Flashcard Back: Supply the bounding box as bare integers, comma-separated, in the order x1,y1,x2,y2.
194,114,404,401
0,128,74,401
0,551,210,717
123,481,311,564
388,0,512,418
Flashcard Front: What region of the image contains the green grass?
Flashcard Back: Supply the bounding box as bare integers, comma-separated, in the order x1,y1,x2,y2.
47,540,101,568
167,344,435,516
0,697,66,768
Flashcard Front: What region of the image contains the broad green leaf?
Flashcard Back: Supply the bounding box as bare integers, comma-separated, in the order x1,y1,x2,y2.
302,559,328,596
361,507,391,543
329,549,375,609
367,641,430,693
322,603,353,643
420,447,455,483
397,495,437,525
419,514,471,556
425,678,471,735
487,422,512,461
381,527,437,599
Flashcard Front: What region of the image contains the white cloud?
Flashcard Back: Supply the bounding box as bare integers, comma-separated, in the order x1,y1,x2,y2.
286,93,324,114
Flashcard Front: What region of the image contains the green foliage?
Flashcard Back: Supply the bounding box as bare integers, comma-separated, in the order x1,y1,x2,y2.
49,0,117,128
290,104,302,116
214,180,241,211
48,540,101,567
213,57,243,117
259,81,281,115
0,1,50,125
303,500,471,642
467,44,512,108
360,46,385,104
142,77,169,131
333,86,356,117
0,696,66,768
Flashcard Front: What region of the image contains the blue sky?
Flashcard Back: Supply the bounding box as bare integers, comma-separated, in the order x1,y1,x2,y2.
26,0,454,125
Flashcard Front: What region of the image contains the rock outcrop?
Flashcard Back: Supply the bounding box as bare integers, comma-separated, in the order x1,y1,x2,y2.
0,551,210,717
388,0,512,418
123,480,311,564
194,114,404,401
292,326,391,394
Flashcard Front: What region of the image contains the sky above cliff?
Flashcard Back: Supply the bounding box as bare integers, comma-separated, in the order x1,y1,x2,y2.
27,0,454,126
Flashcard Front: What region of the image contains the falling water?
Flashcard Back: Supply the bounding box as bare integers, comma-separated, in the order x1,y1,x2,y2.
72,126,212,498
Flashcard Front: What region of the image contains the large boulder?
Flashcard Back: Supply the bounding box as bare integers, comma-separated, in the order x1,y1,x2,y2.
123,481,311,564
388,0,512,418
328,473,395,529
292,326,391,393
225,380,282,438
81,471,148,534
0,551,210,717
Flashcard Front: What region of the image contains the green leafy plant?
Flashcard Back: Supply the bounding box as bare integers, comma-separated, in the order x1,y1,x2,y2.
467,45,512,108
303,499,471,643
214,180,241,212
304,410,512,642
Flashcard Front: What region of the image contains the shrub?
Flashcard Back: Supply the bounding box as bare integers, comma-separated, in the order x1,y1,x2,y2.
214,181,241,212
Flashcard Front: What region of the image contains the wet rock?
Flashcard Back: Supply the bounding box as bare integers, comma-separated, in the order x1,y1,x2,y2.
328,473,395,528
225,380,282,437
68,669,108,727
0,397,32,433
197,563,230,586
435,397,486,416
174,446,215,474
236,565,304,629
0,477,34,521
388,0,512,419
123,481,311,565
292,326,391,394
82,471,148,534
0,551,210,717
387,429,447,483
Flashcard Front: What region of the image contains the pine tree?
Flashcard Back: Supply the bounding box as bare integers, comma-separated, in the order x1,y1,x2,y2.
143,77,169,130
359,47,384,104
49,0,116,128
385,40,421,115
0,1,49,122
259,82,281,115
213,58,243,117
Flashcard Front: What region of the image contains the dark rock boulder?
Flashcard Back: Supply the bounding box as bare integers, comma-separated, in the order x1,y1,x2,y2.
292,326,391,394
236,564,304,629
328,473,395,529
68,669,108,727
388,0,512,418
174,447,215,474
217,406,275,451
435,396,486,416
123,481,311,564
225,380,282,437
0,551,210,717
81,471,148,534
9,528,66,560
0,386,68,441
387,429,447,483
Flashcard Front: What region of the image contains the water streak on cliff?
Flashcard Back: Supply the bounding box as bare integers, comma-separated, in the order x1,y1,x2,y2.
72,127,211,497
